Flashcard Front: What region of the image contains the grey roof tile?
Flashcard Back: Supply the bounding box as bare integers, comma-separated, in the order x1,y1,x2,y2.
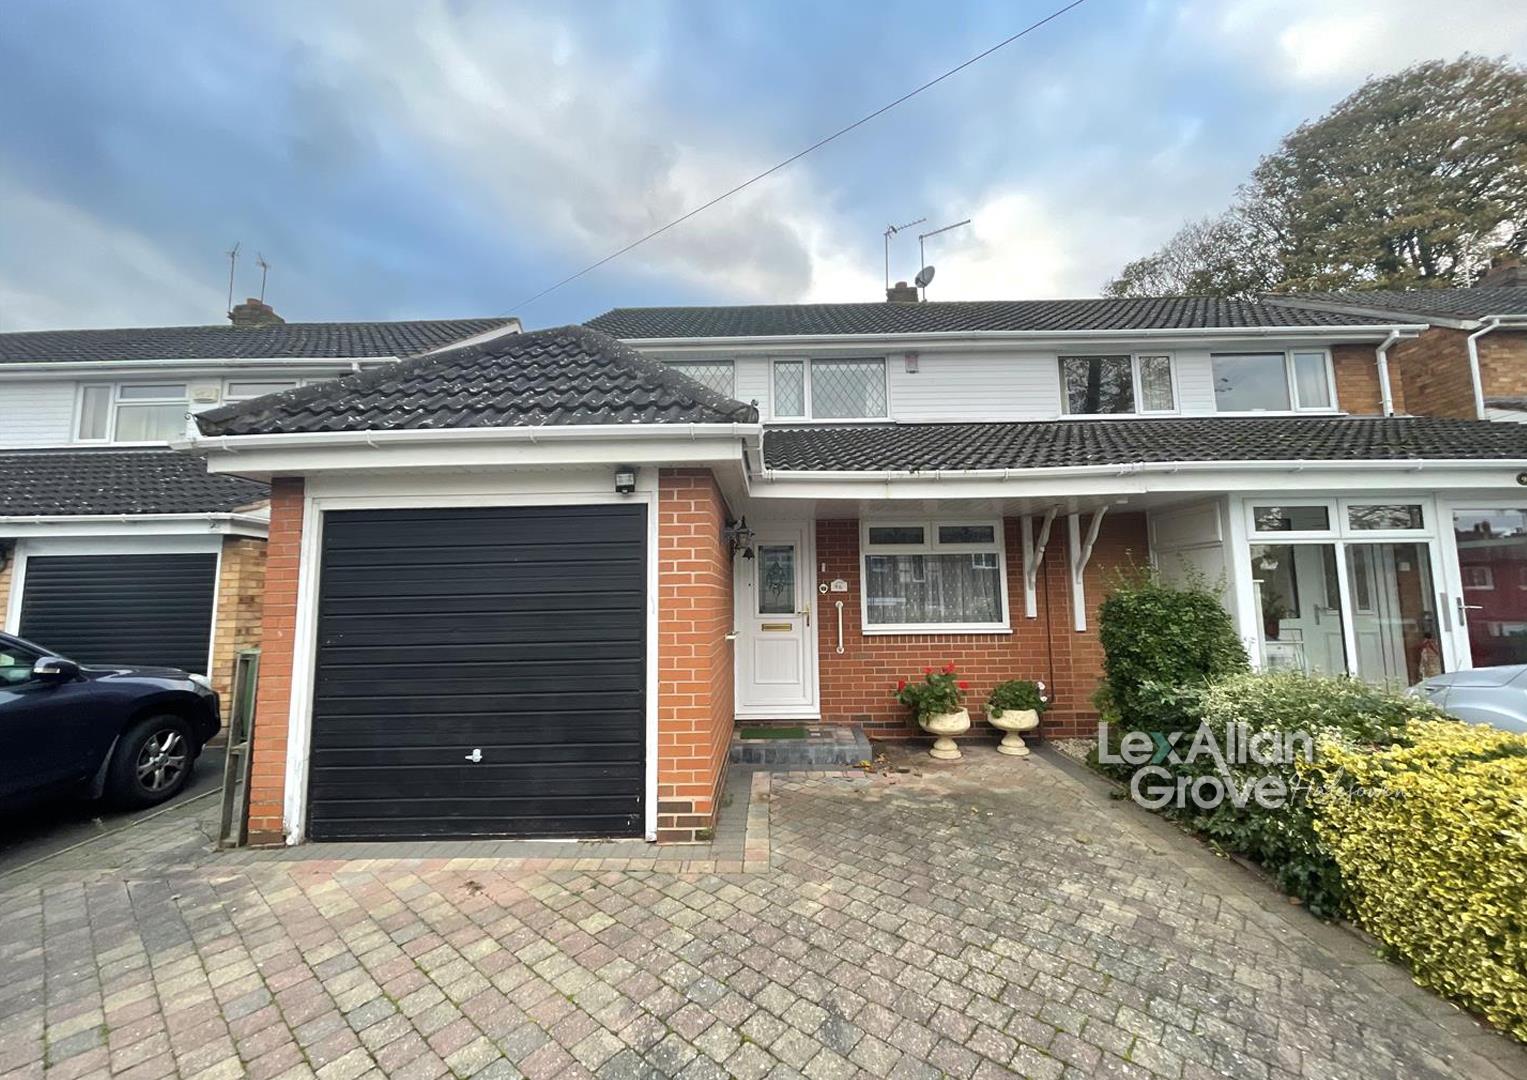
1267,287,1527,321
195,324,758,437
762,417,1527,472
0,318,512,364
585,298,1400,339
0,449,269,517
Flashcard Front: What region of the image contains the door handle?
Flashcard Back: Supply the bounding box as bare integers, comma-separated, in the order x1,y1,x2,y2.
798,608,810,627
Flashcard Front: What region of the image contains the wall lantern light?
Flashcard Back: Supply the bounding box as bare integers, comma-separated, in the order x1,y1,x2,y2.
613,466,637,495
724,516,756,559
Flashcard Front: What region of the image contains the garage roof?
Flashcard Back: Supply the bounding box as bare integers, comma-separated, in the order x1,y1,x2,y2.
0,449,270,516
0,318,514,364
762,416,1527,472
195,324,759,437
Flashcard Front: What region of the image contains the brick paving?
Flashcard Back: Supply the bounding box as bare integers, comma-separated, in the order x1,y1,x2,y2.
2,747,1523,1080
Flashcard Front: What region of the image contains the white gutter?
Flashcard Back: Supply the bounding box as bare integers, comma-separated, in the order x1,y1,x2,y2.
1466,317,1527,420
181,421,764,455
618,324,1428,353
0,512,269,528
0,357,399,378
759,457,1526,484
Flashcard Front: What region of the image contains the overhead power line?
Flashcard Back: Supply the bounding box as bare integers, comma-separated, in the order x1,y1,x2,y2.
507,0,1093,313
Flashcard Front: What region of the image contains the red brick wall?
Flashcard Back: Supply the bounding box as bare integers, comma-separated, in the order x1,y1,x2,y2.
1331,342,1393,414
245,477,304,846
657,469,734,842
1390,329,1477,419
209,535,267,702
1480,330,1527,403
813,513,1149,741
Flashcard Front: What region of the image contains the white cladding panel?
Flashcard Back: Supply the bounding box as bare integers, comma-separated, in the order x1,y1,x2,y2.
1150,499,1231,591
734,357,770,415
889,351,1059,422
1173,349,1218,414
0,380,77,448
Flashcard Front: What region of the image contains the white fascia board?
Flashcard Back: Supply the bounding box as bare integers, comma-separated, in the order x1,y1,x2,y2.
753,459,1527,501
619,324,1429,356
420,320,522,353
188,424,760,478
0,512,269,539
0,357,399,379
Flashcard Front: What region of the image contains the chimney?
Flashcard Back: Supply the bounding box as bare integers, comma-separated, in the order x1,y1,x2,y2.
228,297,285,327
1478,255,1523,289
886,280,920,303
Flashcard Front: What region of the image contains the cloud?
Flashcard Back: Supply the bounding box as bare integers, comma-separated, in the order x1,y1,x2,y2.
0,176,224,331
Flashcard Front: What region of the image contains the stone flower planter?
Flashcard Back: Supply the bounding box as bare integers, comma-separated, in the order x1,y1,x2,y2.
918,707,970,760
988,707,1040,757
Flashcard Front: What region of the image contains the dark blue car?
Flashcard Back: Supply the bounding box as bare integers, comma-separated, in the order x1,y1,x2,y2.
0,631,220,811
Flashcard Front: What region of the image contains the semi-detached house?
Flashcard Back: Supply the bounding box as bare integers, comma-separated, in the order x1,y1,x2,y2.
0,305,517,698
185,295,1527,847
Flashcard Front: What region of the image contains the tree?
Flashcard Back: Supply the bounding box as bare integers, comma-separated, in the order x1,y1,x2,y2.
1104,55,1527,297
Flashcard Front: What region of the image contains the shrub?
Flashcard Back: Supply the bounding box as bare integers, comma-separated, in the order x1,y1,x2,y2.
1096,573,1248,733
894,663,969,722
1310,721,1527,1041
987,679,1049,714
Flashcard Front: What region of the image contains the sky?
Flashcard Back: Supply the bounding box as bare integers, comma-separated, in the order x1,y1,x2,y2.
1,0,1524,333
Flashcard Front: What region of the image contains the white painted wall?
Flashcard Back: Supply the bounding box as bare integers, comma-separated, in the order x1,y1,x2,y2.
0,380,78,448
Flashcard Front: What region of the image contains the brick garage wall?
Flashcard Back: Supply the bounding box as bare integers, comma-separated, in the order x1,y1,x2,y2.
1390,329,1477,419
657,469,734,842
208,535,267,702
1331,342,1396,414
814,513,1149,742
0,551,11,631
246,478,304,846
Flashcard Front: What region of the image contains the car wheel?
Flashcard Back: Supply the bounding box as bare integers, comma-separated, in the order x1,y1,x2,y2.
107,715,195,809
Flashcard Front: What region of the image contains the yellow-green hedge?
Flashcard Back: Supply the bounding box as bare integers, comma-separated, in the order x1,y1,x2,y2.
1309,721,1527,1041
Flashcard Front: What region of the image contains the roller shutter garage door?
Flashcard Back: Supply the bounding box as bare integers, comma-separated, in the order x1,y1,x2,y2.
307,504,647,841
17,553,217,675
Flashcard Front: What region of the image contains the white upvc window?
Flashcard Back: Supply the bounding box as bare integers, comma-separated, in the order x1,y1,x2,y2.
662,360,735,398
224,378,300,401
771,357,888,420
861,520,1010,633
75,383,190,443
1211,350,1336,413
1058,353,1177,415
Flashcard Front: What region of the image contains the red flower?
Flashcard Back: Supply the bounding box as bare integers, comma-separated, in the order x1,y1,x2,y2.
958,680,970,689
944,662,956,674
897,679,908,691
923,667,933,675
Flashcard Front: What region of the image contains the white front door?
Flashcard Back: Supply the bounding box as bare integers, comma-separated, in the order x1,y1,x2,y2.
735,523,819,718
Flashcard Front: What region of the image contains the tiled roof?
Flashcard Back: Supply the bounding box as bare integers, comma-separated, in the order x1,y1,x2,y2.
0,319,513,364
195,324,758,437
585,298,1401,339
0,449,269,517
762,417,1527,472
1267,288,1527,321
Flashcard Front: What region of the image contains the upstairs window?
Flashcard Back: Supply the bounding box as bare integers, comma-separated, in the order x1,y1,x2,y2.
1059,354,1176,415
77,383,189,443
772,358,887,420
663,360,735,398
1212,351,1333,413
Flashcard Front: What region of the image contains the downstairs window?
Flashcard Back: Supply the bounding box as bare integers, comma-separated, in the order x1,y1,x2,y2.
861,522,1008,632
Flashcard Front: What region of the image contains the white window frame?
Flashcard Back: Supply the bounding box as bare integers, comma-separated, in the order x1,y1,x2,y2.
223,377,302,402
1247,499,1429,542
860,519,1011,635
661,360,736,399
770,357,889,422
1211,349,1338,415
74,382,191,445
1058,352,1179,417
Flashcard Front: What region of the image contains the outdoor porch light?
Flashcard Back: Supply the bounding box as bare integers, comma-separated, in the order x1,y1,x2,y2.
613,466,637,495
724,516,756,559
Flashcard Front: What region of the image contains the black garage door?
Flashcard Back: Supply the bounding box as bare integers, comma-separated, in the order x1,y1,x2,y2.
307,504,647,840
18,553,217,674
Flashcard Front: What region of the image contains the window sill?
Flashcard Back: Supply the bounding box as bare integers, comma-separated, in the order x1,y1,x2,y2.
862,625,1013,636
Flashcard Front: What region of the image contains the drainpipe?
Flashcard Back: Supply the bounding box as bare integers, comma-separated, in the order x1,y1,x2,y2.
1374,330,1402,416
1466,317,1502,420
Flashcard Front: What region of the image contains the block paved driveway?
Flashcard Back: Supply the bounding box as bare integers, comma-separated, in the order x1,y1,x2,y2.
2,746,1523,1080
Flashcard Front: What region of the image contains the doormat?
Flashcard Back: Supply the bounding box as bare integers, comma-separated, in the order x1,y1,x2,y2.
737,725,808,740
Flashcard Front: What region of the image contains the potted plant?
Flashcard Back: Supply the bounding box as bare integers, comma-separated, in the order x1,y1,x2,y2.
986,679,1049,757
894,663,971,760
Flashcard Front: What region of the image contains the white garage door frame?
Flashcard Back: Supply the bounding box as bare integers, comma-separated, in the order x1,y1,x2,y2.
282,469,661,844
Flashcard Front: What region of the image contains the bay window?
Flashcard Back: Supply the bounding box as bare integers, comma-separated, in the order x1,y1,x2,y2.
772,358,887,420
1059,354,1176,415
1212,350,1334,412
862,521,1008,632
77,383,190,443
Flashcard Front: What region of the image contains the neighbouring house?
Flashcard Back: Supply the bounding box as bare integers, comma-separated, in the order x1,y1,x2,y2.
187,296,1527,847
0,306,517,698
1264,258,1527,422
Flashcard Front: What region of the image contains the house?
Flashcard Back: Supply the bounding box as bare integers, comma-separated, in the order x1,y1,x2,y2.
0,303,517,697
1263,259,1527,422
187,296,1527,847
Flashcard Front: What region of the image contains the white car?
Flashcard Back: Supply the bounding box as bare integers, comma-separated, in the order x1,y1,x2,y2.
1409,666,1527,734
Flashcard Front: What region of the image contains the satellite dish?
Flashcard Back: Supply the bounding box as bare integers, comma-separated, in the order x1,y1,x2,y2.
914,265,936,288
